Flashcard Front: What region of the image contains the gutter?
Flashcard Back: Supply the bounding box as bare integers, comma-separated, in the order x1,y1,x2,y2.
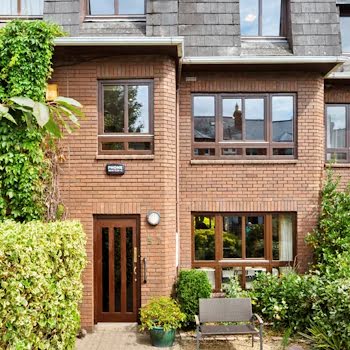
54,36,185,58
182,56,346,65
326,72,350,79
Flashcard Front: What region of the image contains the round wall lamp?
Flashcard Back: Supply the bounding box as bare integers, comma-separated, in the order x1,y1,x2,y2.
147,211,161,226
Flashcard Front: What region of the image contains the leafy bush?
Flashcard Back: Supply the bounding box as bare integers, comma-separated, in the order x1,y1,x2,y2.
250,272,314,332
176,270,211,326
308,276,350,350
0,220,86,349
224,274,248,298
140,297,186,332
246,172,350,349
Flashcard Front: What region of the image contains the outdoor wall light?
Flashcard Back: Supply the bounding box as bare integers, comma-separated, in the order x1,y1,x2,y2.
147,211,160,226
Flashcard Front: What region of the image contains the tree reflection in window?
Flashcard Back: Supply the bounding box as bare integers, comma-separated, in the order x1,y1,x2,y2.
194,216,215,260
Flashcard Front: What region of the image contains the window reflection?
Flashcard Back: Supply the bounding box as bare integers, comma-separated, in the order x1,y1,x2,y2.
194,216,215,260
104,86,125,133
327,106,346,149
90,0,114,15
194,96,216,142
128,86,149,133
272,96,294,142
262,0,282,36
119,0,144,15
240,0,259,36
241,0,282,36
223,99,243,140
223,216,242,258
246,216,264,258
245,99,265,140
340,16,350,53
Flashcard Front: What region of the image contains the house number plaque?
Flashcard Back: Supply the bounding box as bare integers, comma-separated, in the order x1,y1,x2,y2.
106,164,125,176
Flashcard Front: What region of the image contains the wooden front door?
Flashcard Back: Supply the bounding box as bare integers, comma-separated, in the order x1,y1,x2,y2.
94,217,140,322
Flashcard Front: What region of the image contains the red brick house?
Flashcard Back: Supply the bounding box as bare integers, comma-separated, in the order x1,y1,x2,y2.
3,0,350,331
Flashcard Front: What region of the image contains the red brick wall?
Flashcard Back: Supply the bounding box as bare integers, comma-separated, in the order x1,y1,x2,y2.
178,72,326,273
52,55,177,331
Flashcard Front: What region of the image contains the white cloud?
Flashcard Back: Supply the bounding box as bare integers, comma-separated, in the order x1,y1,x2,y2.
245,14,257,22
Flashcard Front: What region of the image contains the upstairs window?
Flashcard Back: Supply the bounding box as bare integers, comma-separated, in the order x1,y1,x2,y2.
240,0,287,37
193,93,296,160
340,6,350,53
88,0,145,16
0,0,43,16
326,104,350,162
99,80,153,155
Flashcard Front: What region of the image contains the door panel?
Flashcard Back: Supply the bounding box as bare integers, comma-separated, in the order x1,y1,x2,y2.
95,218,140,322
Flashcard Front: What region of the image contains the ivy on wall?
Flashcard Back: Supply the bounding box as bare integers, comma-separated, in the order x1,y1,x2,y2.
0,20,83,221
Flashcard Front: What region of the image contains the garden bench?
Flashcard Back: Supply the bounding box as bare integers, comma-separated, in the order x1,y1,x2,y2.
195,298,263,350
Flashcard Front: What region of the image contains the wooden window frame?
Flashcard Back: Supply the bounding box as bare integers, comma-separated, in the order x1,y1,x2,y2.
192,93,297,160
98,80,154,155
325,104,350,163
0,0,43,18
192,212,297,291
240,0,289,38
85,0,146,18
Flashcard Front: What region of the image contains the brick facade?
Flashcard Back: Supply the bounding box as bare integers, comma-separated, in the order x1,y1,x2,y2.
52,55,177,331
53,55,350,331
178,72,325,272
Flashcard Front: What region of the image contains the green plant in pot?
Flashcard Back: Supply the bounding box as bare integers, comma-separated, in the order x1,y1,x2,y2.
140,296,186,348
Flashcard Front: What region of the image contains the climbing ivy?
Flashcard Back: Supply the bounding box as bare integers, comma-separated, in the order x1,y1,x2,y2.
0,20,82,221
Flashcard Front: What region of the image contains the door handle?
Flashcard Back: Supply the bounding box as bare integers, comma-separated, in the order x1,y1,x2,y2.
143,258,147,284
134,247,138,264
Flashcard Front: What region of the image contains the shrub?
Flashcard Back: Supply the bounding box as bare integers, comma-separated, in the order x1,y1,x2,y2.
250,271,313,332
140,297,186,332
176,270,211,326
0,220,86,349
224,274,249,298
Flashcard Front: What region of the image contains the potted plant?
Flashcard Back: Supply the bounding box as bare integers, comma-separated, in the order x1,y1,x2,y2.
140,296,186,347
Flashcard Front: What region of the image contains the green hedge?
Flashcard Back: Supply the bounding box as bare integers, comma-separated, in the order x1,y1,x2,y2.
0,220,86,349
176,269,211,327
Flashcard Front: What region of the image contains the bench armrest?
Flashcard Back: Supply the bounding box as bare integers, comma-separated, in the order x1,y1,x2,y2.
252,313,263,325
195,315,200,327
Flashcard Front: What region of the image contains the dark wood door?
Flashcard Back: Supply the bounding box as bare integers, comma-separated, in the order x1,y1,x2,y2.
94,217,140,322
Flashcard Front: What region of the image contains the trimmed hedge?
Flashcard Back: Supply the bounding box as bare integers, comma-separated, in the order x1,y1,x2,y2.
0,220,86,349
176,269,211,327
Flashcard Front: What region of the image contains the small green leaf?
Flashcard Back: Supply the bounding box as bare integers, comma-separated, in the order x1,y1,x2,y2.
10,97,35,108
2,113,17,124
33,102,49,127
54,96,82,108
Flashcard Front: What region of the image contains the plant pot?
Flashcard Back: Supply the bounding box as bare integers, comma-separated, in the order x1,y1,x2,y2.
149,327,176,347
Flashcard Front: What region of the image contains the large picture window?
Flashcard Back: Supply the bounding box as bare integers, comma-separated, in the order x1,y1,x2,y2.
326,104,350,162
193,93,296,159
0,0,43,16
99,80,153,155
193,213,296,290
240,0,288,37
88,0,145,16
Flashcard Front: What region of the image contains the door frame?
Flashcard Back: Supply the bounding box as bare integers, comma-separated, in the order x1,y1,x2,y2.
93,215,141,323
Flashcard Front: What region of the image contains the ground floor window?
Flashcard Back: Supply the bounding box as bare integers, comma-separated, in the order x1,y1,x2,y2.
192,212,296,290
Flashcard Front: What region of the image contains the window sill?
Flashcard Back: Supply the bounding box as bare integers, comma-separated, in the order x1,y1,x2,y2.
84,15,146,23
96,154,154,160
325,163,350,168
191,159,298,165
0,15,42,21
241,36,288,43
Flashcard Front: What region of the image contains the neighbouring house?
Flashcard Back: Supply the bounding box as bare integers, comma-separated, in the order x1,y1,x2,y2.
2,0,350,332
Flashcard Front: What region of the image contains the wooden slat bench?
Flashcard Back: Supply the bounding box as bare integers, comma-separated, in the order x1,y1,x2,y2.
195,298,263,350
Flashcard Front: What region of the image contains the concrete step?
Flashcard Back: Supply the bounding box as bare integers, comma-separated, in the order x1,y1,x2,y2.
95,322,138,332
